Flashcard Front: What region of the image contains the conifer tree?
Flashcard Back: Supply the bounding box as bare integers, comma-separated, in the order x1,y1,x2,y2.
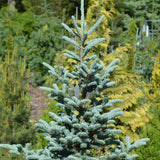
123,0,160,26
136,55,160,159
103,46,152,141
0,45,35,145
0,0,149,159
86,0,117,54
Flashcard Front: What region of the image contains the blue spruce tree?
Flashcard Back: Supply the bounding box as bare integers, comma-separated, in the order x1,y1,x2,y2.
0,0,149,159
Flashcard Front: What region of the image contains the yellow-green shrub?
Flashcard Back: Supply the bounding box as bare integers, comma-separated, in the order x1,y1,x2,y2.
0,46,35,145
103,45,152,140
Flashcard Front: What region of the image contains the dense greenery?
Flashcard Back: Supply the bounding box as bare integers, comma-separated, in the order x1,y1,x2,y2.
0,1,149,159
136,57,160,159
0,0,159,159
0,45,35,145
0,1,64,86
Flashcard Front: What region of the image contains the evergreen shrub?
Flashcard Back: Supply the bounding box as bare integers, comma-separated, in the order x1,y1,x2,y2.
136,55,160,159
103,46,152,141
26,15,63,86
0,4,64,86
0,46,36,145
25,0,64,86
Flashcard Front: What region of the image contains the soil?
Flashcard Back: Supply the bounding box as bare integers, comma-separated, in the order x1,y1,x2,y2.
29,85,48,122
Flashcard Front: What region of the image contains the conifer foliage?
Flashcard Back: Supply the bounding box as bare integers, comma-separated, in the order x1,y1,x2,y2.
0,0,149,159
0,46,35,145
103,46,152,140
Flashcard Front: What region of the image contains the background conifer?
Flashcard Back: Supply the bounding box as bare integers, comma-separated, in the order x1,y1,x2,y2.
102,46,152,141
136,55,160,159
0,45,35,145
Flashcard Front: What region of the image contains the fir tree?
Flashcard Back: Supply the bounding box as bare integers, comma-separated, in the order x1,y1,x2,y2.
0,0,149,159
